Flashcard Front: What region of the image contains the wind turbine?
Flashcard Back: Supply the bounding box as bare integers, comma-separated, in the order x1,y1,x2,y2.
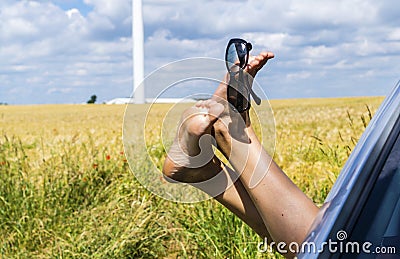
133,0,145,104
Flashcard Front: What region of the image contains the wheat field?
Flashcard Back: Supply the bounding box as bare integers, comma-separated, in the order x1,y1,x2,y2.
0,96,384,258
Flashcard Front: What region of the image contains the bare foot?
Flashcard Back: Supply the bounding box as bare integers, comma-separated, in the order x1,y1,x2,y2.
247,51,275,78
163,52,274,182
212,52,274,103
163,100,224,183
212,51,274,156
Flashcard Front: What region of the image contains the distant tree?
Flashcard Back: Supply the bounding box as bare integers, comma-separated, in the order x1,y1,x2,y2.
87,95,97,104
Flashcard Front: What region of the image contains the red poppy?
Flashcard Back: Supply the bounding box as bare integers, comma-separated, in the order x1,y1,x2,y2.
106,155,111,160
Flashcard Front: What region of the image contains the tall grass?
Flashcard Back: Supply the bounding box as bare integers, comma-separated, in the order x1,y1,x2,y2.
0,97,383,258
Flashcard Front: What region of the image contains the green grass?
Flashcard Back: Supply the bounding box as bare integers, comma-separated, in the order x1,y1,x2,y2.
0,97,384,258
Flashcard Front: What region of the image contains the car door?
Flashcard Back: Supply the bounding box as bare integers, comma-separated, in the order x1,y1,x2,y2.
298,81,400,258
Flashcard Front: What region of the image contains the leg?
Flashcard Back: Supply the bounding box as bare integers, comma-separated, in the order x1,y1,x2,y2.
162,99,271,238
212,54,319,250
163,52,278,240
163,51,319,257
214,123,319,246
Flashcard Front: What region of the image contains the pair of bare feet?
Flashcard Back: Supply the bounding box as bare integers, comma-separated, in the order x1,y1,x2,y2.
163,52,274,183
162,51,320,258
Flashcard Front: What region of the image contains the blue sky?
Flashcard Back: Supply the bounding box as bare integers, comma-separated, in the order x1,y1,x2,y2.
52,0,92,15
1,0,400,104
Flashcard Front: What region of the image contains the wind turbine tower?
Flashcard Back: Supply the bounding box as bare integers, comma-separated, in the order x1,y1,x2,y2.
133,0,145,104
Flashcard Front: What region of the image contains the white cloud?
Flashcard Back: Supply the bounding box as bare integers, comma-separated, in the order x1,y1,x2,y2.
47,87,74,94
0,0,132,104
84,0,131,20
1,0,400,104
388,29,400,41
286,71,312,80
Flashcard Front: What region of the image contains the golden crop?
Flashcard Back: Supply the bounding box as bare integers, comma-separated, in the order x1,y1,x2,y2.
0,97,383,258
